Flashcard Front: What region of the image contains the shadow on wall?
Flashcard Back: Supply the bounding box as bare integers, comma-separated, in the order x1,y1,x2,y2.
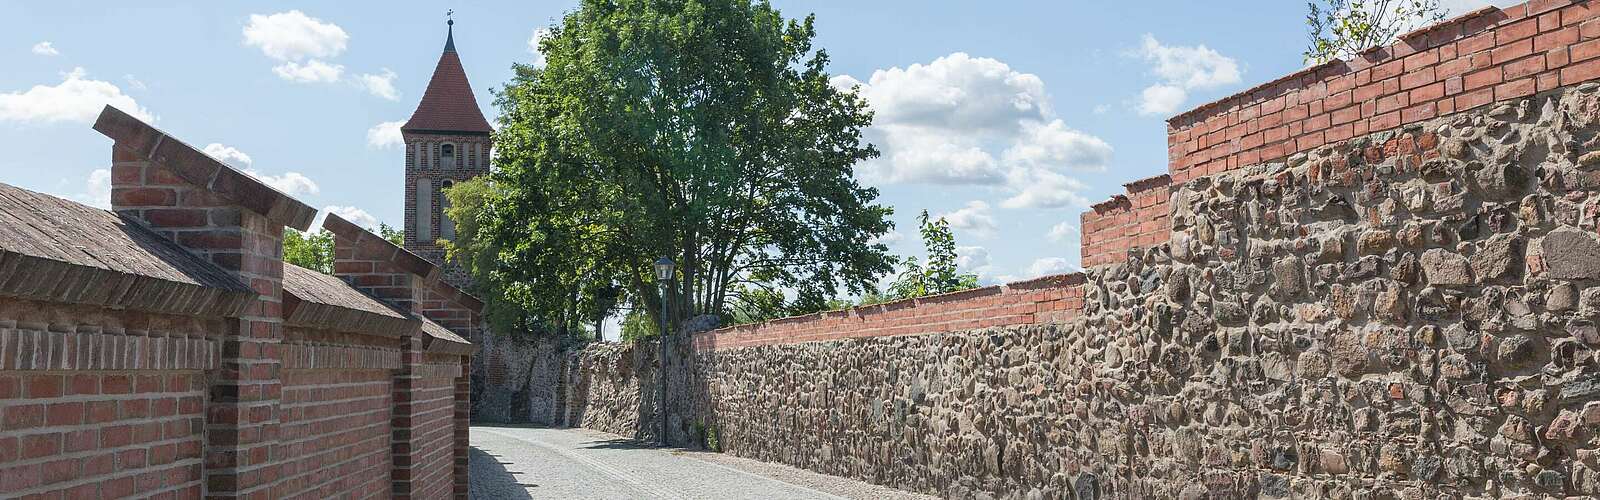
468,446,536,500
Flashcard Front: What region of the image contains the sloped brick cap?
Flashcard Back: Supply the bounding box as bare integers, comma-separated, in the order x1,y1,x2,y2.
322,212,483,313
92,106,318,230
420,316,474,355
282,263,415,337
402,49,493,135
1005,272,1087,290
0,182,253,316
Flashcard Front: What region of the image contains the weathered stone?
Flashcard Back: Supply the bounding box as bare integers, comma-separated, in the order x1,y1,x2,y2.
1412,455,1443,482
1470,233,1524,282
1420,248,1473,286
1271,257,1305,297
1560,374,1600,404
1548,283,1578,311
1541,226,1600,279
1320,449,1348,474
1315,234,1345,263
1375,283,1406,325
1496,334,1537,366
1343,255,1383,281
1358,230,1397,255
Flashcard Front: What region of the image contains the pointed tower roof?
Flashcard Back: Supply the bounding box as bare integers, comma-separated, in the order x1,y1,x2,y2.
402,19,494,135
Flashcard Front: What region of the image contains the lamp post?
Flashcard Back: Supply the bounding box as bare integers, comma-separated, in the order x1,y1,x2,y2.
653,256,674,447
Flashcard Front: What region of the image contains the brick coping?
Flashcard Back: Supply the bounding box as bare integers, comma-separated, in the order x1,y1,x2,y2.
92,106,318,231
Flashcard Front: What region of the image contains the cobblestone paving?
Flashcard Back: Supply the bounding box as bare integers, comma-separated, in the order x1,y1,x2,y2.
468,426,934,500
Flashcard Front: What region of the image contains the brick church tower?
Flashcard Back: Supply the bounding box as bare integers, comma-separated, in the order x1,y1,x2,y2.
403,18,493,276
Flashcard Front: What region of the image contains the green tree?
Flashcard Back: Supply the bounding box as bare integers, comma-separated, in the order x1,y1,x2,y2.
885,210,978,300
463,0,894,337
443,178,545,336
379,223,404,246
619,309,658,342
1305,0,1445,64
284,228,334,274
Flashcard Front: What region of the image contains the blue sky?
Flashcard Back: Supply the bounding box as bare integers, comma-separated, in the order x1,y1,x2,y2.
6,0,1514,287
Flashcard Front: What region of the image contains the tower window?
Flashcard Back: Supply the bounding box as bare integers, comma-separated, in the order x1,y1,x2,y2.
416,179,434,241
442,143,457,169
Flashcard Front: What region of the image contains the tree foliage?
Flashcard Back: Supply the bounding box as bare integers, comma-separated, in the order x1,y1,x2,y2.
1304,0,1445,64
378,223,404,246
459,0,894,337
883,210,978,301
284,228,334,274
283,223,404,275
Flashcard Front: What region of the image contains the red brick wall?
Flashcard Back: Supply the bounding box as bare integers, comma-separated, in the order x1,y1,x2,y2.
327,215,475,499
691,274,1085,351
1079,174,1172,268
89,110,473,499
0,299,215,499
1166,0,1600,182
396,359,463,499
1074,0,1600,272
274,327,399,499
110,138,290,498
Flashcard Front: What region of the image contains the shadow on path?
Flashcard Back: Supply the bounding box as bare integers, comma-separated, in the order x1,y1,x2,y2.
576,436,655,450
469,446,536,500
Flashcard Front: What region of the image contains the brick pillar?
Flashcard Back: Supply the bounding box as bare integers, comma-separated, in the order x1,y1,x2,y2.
453,356,472,499
95,106,317,498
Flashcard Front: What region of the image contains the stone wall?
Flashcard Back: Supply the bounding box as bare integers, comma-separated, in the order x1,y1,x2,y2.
549,2,1600,498
470,328,565,424
558,62,1600,500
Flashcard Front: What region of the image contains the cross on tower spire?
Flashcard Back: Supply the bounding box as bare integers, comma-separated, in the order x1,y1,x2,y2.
444,10,456,52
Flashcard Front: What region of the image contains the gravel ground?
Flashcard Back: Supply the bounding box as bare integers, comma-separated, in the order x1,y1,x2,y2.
469,426,935,500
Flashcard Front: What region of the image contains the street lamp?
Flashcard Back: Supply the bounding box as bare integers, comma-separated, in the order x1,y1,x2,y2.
653,256,674,447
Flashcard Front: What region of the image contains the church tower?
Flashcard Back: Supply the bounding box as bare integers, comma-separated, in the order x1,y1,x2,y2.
403,18,493,268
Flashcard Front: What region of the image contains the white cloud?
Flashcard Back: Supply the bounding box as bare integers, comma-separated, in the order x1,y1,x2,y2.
123,75,147,91
203,143,253,169
70,169,112,209
1092,104,1110,115
0,68,153,124
1001,119,1112,172
1046,221,1077,243
1026,257,1079,278
881,136,1002,184
355,69,399,100
367,120,405,149
955,245,990,270
249,170,319,197
31,42,58,56
1441,0,1522,17
937,201,997,238
869,229,903,246
203,143,319,196
315,205,380,232
844,53,1049,133
272,59,344,83
955,245,1008,285
1138,34,1240,89
1134,34,1242,116
243,10,395,93
1138,84,1188,116
839,52,1112,211
243,10,348,62
528,27,551,67
1001,169,1090,209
